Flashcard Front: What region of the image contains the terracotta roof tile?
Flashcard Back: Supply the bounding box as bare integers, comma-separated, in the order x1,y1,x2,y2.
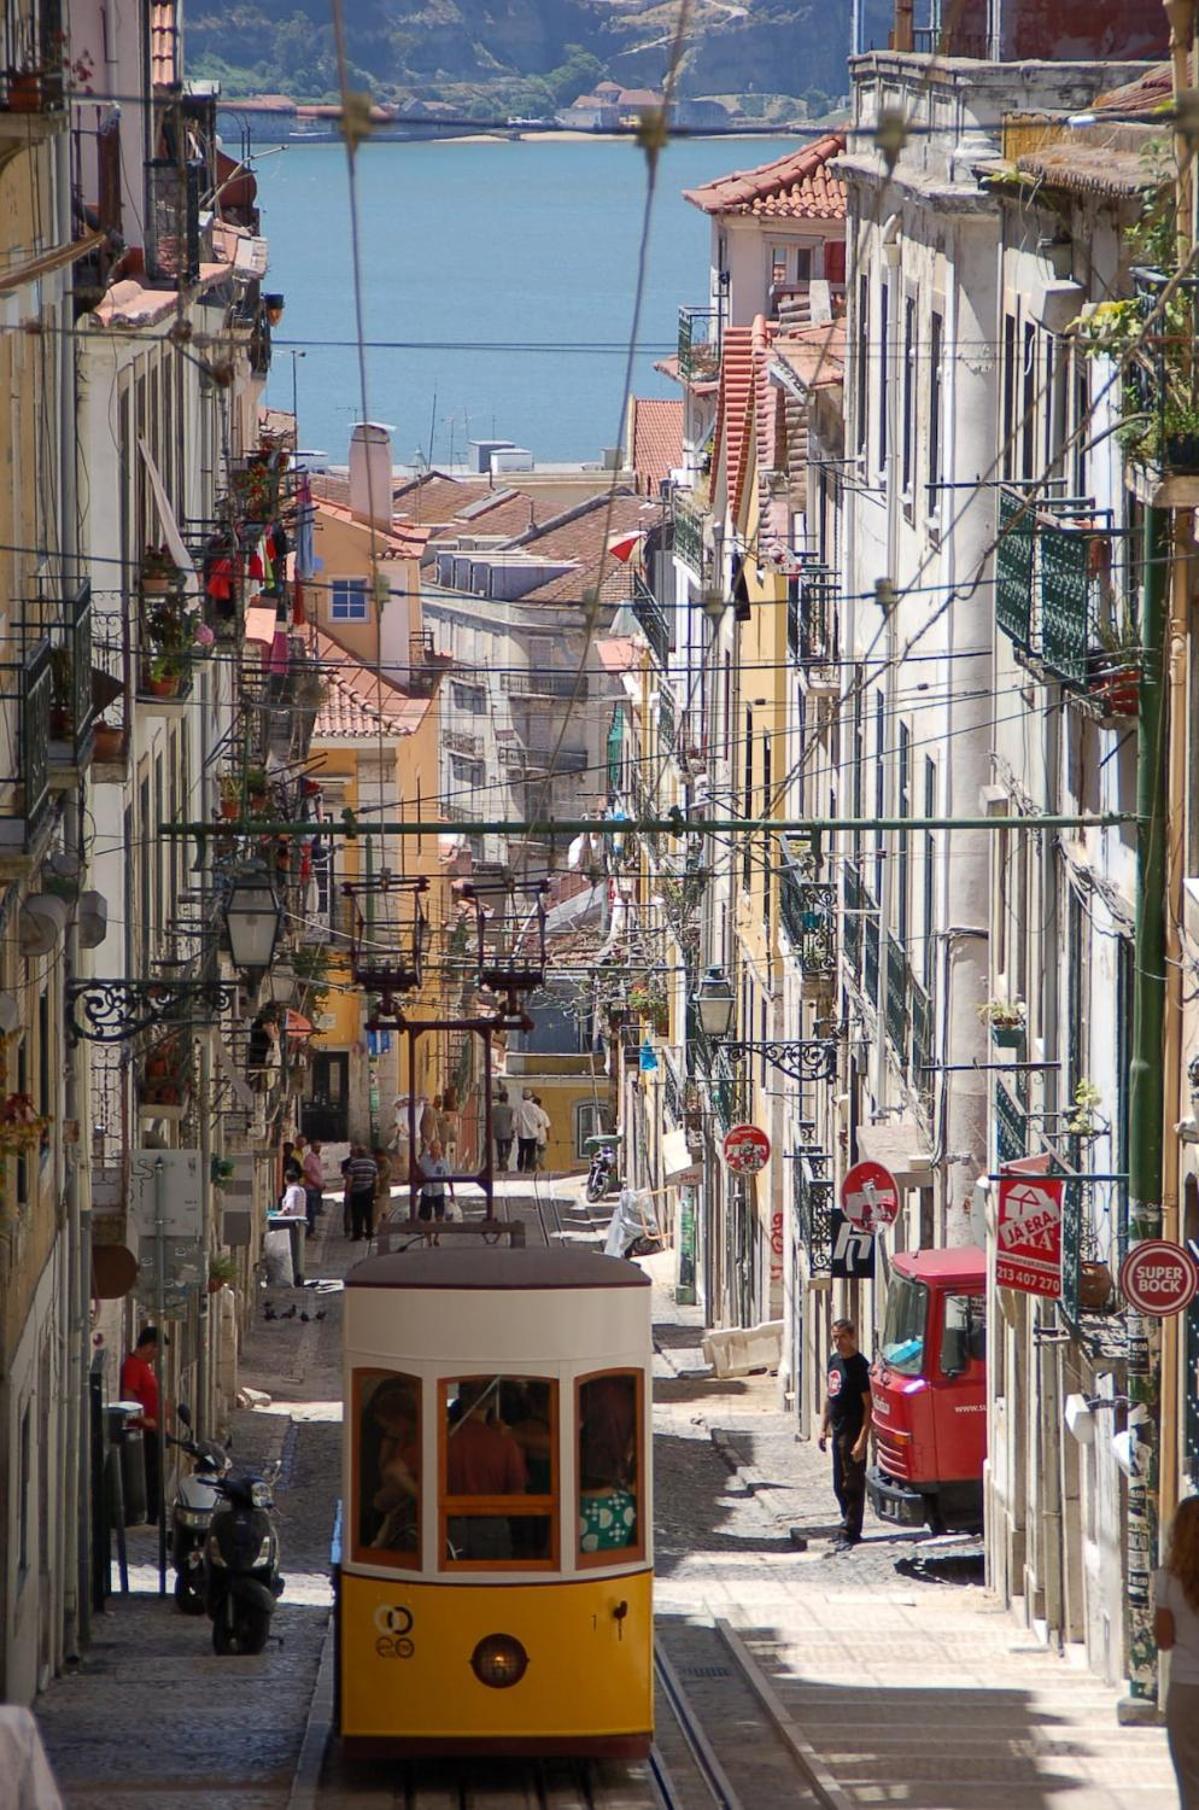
772,318,847,393
308,627,433,740
596,636,639,674
1092,62,1173,117
629,397,683,495
149,1,178,87
517,493,655,604
391,473,492,526
683,134,847,220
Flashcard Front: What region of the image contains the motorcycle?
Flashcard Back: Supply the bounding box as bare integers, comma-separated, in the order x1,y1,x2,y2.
586,1143,617,1202
205,1457,285,1655
167,1404,230,1615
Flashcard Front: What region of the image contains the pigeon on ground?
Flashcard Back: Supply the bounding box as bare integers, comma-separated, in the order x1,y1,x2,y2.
281,1304,297,1320
264,1304,277,1321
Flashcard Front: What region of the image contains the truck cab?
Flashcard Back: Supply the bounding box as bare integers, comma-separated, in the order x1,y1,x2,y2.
867,1246,986,1534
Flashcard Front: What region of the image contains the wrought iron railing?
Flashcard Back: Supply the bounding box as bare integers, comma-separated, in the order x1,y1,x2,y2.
504,669,587,700
144,157,202,286
842,859,864,974
678,306,721,384
910,974,934,1101
796,568,838,675
658,683,677,755
780,866,837,980
672,494,708,582
794,1149,835,1276
864,902,880,1004
633,574,671,669
23,641,51,829
885,935,910,1061
994,1078,1027,1167
995,486,1034,650
662,1047,682,1125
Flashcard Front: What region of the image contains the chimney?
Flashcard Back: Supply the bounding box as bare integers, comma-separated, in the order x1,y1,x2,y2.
892,0,914,49
348,422,393,531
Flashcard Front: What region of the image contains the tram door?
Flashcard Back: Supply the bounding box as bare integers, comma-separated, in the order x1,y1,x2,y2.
305,1052,349,1142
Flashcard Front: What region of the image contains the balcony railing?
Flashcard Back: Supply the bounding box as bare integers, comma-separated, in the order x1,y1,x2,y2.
407,629,452,697
864,897,881,1004
794,1148,835,1275
632,574,672,669
910,974,933,1101
1124,268,1199,478
885,935,910,1060
445,729,484,758
672,494,708,583
678,306,721,384
144,157,202,287
995,486,1139,720
661,1047,682,1125
48,582,96,772
780,866,837,980
788,566,839,681
658,683,677,755
504,669,587,700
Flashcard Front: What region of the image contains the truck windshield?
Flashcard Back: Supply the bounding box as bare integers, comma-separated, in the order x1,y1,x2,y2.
881,1273,928,1375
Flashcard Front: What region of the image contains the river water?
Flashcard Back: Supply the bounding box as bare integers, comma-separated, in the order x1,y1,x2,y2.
257,135,798,466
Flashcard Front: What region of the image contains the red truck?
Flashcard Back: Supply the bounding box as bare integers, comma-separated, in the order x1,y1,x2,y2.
866,1245,987,1534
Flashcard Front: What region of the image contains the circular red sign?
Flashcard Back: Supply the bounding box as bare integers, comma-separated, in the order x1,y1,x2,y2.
841,1159,900,1230
722,1123,771,1174
1120,1241,1199,1317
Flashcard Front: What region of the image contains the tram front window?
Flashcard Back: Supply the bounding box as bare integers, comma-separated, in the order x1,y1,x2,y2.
578,1372,641,1561
442,1376,556,1567
355,1370,421,1568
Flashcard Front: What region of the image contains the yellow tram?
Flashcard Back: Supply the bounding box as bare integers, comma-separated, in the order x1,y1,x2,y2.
334,1244,654,1758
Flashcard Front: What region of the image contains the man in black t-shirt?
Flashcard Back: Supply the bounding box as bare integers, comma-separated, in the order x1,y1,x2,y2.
819,1317,872,1550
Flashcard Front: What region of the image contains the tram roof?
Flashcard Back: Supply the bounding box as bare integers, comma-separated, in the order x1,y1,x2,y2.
345,1246,652,1292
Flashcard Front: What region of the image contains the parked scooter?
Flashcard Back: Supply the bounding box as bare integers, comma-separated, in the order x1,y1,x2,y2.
167,1404,230,1615
205,1456,285,1655
590,1143,619,1201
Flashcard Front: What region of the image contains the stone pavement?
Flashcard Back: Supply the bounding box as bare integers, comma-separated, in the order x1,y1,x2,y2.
646,1252,1177,1810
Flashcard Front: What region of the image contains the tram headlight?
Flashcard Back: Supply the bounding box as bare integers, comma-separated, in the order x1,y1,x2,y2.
469,1632,529,1688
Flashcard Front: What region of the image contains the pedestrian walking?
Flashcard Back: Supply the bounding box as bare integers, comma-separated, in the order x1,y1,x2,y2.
120,1325,162,1522
492,1088,514,1172
346,1145,379,1241
515,1088,541,1172
818,1317,872,1551
341,1152,353,1237
417,1140,454,1224
1156,1495,1199,1807
280,1162,307,1219
301,1138,324,1236
373,1146,393,1222
418,1095,437,1155
532,1093,550,1171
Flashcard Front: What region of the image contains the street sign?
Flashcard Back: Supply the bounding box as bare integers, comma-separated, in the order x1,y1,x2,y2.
996,1171,1063,1297
841,1159,900,1231
722,1123,771,1174
128,1149,203,1242
1119,1240,1199,1318
831,1209,876,1280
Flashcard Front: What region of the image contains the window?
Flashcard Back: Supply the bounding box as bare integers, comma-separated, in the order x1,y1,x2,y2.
878,279,890,471
940,1294,986,1376
897,722,910,947
354,1370,421,1568
37,989,49,1157
18,1401,30,1578
855,275,869,457
450,754,485,789
1001,312,1017,480
742,708,753,890
1072,348,1089,498
331,578,368,622
577,1372,643,1563
923,758,936,990
901,295,915,497
881,1272,927,1376
451,680,486,715
441,1376,557,1568
574,1099,609,1158
769,243,788,283
928,309,943,508
1020,322,1036,481
794,246,812,283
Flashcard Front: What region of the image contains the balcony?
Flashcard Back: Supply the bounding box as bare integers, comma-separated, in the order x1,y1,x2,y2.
794,1148,835,1275
504,669,588,700
658,683,677,756
994,487,1139,722
0,642,52,863
885,935,910,1060
632,574,672,669
445,729,484,758
1122,269,1199,489
137,573,200,711
407,629,452,698
788,566,839,692
780,865,836,983
47,582,97,780
91,609,130,776
678,306,721,385
672,494,708,583
144,157,203,287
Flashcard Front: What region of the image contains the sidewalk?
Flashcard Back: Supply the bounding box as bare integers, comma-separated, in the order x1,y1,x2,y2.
647,1254,1176,1810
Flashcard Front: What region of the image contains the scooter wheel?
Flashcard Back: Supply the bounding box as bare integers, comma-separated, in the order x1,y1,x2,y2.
213,1603,271,1656
174,1570,206,1616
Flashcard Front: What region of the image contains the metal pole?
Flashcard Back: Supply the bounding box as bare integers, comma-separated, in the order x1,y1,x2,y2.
153,1157,168,1599
164,813,1137,841
1123,504,1170,1712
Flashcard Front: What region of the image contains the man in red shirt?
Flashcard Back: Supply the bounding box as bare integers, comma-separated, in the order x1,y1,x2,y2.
447,1380,527,1560
120,1325,161,1521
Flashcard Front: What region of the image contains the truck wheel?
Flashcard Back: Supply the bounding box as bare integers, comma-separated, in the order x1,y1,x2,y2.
924,1499,947,1536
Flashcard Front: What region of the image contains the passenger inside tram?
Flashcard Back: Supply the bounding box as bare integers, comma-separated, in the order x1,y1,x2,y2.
445,1377,553,1563
359,1374,421,1559
578,1374,638,1555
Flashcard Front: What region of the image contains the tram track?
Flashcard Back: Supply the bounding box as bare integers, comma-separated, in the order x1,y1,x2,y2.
650,1621,837,1810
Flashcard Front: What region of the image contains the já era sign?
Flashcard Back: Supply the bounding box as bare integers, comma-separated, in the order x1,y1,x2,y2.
722,1123,770,1175
996,1170,1063,1298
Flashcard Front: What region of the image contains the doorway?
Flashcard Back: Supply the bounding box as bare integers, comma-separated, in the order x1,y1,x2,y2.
304,1052,350,1142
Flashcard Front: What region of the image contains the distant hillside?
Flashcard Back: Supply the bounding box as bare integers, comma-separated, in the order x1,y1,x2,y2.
187,0,893,117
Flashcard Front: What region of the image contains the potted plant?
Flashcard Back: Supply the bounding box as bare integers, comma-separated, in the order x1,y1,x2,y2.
1067,1077,1103,1136
244,765,269,811
210,1155,235,1188
93,718,125,762
218,774,241,820
145,653,184,699
207,1252,236,1295
978,999,1025,1048
140,544,181,596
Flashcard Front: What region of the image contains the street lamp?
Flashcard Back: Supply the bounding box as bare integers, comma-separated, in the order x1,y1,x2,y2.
290,348,306,430
225,880,283,974
693,965,736,1041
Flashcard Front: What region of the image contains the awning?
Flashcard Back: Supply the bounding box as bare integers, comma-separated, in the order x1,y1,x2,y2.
663,1128,700,1184
855,1120,934,1188
545,882,608,937
138,436,197,583
285,1009,315,1039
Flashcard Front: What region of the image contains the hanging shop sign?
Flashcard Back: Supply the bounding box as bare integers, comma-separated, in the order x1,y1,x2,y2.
996,1170,1063,1298
1119,1240,1199,1318
840,1159,900,1231
722,1123,771,1174
831,1208,876,1280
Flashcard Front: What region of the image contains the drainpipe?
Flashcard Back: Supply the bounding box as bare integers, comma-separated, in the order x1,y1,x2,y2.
1122,505,1170,1713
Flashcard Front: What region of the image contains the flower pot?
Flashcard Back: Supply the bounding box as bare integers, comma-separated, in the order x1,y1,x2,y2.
93,723,125,762
50,705,71,740
1088,665,1139,718
990,1023,1025,1049
219,797,240,820
5,71,43,112
146,674,180,699
1079,1260,1114,1313
140,573,172,596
